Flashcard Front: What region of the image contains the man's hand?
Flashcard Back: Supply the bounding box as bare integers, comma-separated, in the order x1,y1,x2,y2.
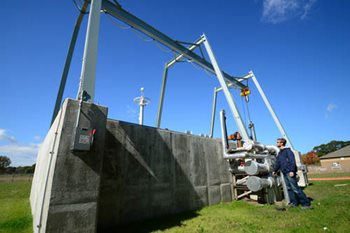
289,172,294,177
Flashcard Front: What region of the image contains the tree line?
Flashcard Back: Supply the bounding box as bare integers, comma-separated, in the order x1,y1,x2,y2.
0,156,35,174
1,139,349,172
302,140,350,165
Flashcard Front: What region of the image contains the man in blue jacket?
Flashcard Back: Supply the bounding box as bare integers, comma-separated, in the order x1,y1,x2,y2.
273,138,311,209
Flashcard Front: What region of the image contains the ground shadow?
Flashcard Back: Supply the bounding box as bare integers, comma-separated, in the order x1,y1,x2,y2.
103,210,199,233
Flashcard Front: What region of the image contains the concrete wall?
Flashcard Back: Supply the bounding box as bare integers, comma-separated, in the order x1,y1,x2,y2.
30,99,108,233
31,99,233,232
98,120,233,231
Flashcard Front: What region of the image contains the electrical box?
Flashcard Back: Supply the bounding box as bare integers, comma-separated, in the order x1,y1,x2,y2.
72,127,96,152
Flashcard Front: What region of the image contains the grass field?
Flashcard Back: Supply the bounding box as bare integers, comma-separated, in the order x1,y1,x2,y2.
308,172,350,178
1,177,350,233
0,180,32,233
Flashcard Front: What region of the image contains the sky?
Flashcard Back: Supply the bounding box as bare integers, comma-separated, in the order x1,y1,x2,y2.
1,0,349,166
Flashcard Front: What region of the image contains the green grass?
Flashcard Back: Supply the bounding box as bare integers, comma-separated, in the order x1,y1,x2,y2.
308,172,350,178
0,181,32,233
1,178,350,233
121,180,350,233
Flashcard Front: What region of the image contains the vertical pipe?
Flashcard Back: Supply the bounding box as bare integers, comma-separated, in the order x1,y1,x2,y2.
209,87,218,138
51,3,88,126
77,0,102,102
203,35,250,142
250,71,294,150
139,103,144,125
280,173,290,204
155,64,169,128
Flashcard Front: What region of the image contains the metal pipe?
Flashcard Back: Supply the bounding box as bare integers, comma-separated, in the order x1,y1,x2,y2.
139,100,144,125
266,145,279,155
209,87,218,138
77,0,102,102
244,160,269,175
51,1,89,126
236,176,249,185
236,191,253,199
246,176,274,192
36,105,65,232
223,151,248,159
279,173,290,204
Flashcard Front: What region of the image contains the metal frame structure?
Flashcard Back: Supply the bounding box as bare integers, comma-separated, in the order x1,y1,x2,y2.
52,1,308,204
53,0,252,141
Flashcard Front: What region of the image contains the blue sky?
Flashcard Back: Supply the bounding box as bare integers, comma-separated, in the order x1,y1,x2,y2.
1,0,349,166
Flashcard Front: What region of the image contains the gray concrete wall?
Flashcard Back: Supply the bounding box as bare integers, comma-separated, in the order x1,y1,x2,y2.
30,99,108,233
31,99,233,232
98,120,233,231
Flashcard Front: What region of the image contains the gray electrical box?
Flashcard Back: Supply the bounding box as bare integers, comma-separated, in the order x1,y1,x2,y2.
72,127,95,151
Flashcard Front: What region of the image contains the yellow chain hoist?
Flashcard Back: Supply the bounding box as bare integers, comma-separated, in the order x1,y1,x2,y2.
240,87,251,97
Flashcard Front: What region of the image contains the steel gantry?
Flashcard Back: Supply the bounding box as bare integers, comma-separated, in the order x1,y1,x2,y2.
53,0,252,142
53,0,308,189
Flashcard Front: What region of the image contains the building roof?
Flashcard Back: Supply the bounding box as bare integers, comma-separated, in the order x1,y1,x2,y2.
320,145,350,159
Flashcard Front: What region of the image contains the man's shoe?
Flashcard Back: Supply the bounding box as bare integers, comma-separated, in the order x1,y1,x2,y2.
287,203,297,208
301,205,313,210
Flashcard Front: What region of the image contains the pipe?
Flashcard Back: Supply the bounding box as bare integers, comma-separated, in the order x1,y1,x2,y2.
246,176,274,192
244,160,269,175
266,145,279,155
223,151,248,159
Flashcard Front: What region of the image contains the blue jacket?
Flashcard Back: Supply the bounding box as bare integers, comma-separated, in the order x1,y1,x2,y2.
274,147,297,174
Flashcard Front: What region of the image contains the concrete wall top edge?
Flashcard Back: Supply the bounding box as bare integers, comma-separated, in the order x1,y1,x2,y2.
106,118,222,141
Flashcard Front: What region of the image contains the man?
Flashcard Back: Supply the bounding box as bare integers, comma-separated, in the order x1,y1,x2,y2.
273,138,311,209
228,131,243,147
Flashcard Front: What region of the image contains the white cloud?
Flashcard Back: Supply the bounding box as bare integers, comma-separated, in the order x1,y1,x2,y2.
325,103,337,119
0,143,40,166
262,0,317,23
0,128,17,143
301,0,317,19
326,103,337,113
0,128,41,166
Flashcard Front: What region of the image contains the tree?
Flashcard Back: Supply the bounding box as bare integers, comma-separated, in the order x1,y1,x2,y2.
0,155,11,174
313,140,350,157
302,151,320,165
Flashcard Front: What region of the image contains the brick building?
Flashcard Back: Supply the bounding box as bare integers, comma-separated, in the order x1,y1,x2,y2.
320,145,350,172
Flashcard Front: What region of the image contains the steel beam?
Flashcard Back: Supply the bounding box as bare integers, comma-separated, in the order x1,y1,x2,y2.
155,64,169,128
77,0,102,102
250,71,294,150
51,1,89,126
209,87,218,138
203,35,250,142
166,36,206,68
101,0,246,89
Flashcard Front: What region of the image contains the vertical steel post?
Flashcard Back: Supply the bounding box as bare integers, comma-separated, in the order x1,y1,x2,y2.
250,71,294,150
77,0,102,102
155,63,169,128
209,87,218,138
203,35,250,142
